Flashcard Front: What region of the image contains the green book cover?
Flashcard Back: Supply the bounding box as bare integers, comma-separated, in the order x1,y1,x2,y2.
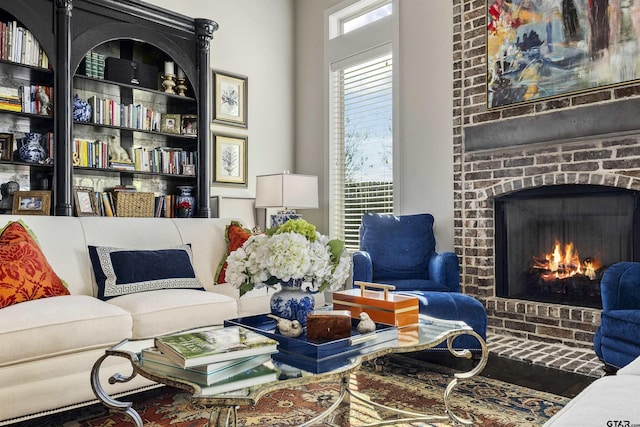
154,326,278,368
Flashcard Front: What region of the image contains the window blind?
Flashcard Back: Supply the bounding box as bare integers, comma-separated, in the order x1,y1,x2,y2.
329,52,393,249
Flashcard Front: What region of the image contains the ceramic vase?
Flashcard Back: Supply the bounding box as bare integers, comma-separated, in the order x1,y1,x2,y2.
176,186,195,218
18,133,47,163
73,94,92,122
270,279,315,326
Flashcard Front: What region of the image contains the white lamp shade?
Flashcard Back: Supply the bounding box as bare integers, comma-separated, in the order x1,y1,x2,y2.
255,173,319,209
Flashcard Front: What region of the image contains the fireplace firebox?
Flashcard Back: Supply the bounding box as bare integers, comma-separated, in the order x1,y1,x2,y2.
495,185,640,309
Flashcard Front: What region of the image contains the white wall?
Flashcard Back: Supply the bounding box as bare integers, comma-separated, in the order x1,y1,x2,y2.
146,0,296,200
294,0,454,249
151,0,455,250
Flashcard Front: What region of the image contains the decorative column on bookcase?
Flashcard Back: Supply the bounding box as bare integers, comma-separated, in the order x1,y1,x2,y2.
55,0,73,216
195,18,217,218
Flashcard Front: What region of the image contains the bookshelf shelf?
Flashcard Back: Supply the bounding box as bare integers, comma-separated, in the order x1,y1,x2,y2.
0,0,217,217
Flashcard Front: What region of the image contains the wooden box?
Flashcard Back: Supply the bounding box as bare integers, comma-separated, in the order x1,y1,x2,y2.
333,281,419,327
306,310,352,341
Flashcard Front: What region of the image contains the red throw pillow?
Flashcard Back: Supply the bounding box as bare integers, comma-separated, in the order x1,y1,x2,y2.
0,221,69,309
215,221,253,284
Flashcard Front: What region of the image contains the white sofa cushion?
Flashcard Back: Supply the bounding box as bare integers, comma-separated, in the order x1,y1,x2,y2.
618,355,640,376
0,295,132,366
543,375,640,426
106,289,238,339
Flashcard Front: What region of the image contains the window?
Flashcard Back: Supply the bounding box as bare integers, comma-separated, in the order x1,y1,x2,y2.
327,0,395,249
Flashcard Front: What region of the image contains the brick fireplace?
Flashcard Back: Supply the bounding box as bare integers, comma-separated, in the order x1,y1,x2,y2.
453,1,640,350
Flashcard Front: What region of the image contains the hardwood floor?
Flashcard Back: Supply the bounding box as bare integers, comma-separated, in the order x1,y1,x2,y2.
408,351,597,399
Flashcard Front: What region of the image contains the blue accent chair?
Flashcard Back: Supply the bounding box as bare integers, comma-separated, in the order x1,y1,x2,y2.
352,213,487,351
594,262,640,370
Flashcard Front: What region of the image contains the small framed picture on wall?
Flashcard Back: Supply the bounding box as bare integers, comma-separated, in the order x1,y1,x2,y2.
212,70,247,128
213,133,247,186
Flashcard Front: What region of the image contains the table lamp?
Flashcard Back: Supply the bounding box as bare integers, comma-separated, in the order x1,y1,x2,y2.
255,172,318,228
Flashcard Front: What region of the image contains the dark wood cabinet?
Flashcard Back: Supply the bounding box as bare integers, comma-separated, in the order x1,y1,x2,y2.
0,0,217,217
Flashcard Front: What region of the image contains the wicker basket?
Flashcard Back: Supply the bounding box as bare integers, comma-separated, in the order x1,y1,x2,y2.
113,192,155,217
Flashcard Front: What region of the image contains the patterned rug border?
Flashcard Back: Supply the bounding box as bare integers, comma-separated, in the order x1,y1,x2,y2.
10,354,570,427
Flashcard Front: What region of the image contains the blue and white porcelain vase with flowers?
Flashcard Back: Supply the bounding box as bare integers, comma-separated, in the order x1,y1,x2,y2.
18,133,47,163
175,186,195,218
270,279,316,326
224,218,352,327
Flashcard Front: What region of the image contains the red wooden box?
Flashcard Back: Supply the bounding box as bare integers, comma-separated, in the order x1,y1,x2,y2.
333,281,419,327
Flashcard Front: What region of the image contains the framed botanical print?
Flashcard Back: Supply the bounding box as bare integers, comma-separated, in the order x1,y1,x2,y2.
212,70,247,128
213,133,247,186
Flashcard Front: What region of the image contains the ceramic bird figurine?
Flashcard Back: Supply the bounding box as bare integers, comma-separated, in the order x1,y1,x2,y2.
356,312,376,334
267,314,304,338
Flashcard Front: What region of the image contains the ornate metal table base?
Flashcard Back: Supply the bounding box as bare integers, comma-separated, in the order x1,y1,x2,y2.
91,323,487,427
346,330,488,426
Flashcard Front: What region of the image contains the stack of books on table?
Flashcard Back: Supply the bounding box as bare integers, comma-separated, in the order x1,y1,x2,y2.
145,326,279,394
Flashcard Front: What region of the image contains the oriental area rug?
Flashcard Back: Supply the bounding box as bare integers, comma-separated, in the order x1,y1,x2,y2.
15,354,569,427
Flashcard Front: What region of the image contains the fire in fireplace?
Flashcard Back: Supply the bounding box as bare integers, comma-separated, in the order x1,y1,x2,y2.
495,185,640,309
532,241,600,281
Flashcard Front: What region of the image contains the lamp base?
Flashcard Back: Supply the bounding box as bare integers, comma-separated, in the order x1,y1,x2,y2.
270,210,300,228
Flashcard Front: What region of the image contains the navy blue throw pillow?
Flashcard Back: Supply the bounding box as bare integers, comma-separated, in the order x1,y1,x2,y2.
88,244,204,300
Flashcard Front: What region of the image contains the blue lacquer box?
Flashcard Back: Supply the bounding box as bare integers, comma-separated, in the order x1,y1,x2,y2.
224,314,398,373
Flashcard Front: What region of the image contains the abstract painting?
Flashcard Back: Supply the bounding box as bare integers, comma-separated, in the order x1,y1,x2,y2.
487,0,640,108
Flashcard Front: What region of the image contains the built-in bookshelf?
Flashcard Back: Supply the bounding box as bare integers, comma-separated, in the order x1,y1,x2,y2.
0,0,217,217
0,4,54,196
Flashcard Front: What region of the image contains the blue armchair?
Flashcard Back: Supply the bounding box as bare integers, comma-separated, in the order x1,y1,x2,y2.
353,213,460,292
353,213,487,351
594,262,640,370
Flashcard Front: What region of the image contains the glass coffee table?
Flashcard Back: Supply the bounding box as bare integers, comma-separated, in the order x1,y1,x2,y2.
91,315,487,427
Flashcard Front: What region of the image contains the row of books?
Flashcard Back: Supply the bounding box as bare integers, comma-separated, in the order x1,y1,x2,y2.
92,190,189,218
78,50,106,79
131,145,197,175
0,20,50,69
144,326,279,394
87,95,162,132
72,138,196,175
0,84,53,115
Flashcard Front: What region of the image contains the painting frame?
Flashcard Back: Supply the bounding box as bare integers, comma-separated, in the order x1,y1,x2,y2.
486,0,640,109
212,70,248,128
181,114,197,135
213,133,247,187
0,133,13,160
160,113,181,134
12,190,51,216
74,186,99,217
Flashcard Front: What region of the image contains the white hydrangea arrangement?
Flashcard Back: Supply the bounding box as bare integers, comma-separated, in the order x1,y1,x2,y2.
225,219,352,297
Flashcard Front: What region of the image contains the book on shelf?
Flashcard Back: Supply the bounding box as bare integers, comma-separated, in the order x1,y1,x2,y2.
140,347,272,385
154,326,278,368
199,364,278,395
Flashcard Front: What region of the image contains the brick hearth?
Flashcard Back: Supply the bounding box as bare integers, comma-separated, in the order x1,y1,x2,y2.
453,1,640,353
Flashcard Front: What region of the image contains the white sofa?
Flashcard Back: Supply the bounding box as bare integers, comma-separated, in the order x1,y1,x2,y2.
0,215,299,425
543,356,640,426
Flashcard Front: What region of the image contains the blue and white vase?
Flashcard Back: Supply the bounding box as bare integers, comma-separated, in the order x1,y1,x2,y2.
18,133,47,163
176,186,195,218
270,279,315,327
73,94,92,122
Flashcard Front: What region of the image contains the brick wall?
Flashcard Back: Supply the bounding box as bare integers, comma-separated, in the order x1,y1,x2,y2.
454,0,640,349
